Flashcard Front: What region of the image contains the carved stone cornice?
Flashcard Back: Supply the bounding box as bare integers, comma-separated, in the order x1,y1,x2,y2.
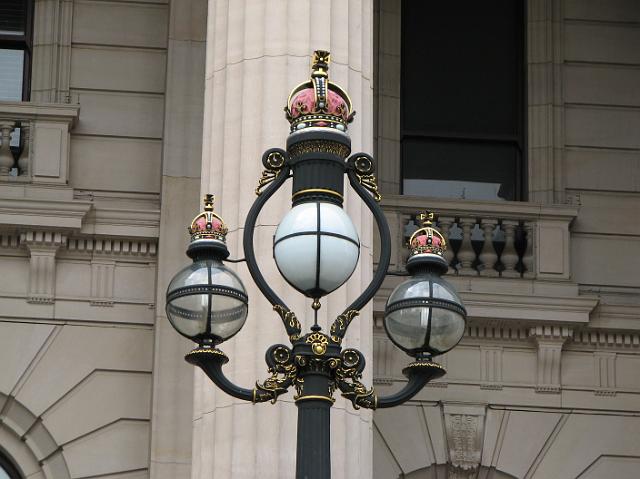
66,237,157,257
0,198,91,230
573,330,640,349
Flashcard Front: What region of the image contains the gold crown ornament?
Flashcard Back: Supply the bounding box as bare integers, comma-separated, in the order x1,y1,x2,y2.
188,194,228,243
285,50,355,133
408,212,447,259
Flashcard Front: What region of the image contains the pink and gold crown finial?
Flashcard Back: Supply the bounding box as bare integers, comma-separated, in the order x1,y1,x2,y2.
285,50,355,134
188,194,228,243
408,211,447,258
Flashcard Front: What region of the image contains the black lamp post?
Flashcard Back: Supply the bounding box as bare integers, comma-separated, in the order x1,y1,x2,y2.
166,50,467,479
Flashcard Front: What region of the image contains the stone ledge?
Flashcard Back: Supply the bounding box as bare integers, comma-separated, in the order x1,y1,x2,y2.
0,101,80,125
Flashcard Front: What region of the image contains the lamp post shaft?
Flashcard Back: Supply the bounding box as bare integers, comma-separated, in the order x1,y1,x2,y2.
296,398,332,479
294,367,334,478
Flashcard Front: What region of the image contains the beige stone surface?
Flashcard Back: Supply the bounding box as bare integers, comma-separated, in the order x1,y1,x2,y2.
73,1,169,49
72,91,165,139
565,23,640,65
148,1,207,477
63,420,150,477
70,136,162,193
70,46,167,93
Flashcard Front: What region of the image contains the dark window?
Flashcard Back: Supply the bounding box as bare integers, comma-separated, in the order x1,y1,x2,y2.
0,0,33,101
401,0,525,201
0,451,21,479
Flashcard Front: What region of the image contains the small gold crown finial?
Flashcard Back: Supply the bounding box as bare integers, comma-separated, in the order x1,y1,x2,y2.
203,194,215,211
312,50,331,73
188,193,228,243
418,211,434,227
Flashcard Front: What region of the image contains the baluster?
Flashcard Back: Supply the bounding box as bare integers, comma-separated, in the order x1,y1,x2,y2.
501,220,520,278
522,221,535,278
457,217,477,276
438,216,456,275
18,123,30,176
478,218,499,277
0,121,15,175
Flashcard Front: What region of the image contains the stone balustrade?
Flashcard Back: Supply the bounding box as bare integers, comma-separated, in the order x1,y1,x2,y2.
0,102,79,183
379,195,579,281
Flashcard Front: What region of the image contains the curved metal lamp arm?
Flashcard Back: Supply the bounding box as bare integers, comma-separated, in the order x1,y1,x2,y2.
376,361,445,408
185,344,297,404
335,352,446,410
243,149,302,342
243,148,290,310
329,153,392,343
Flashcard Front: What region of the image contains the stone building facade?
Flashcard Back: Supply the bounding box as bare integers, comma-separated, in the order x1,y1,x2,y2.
0,1,638,478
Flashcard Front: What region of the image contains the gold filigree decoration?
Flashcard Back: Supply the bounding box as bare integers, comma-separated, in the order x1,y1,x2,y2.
288,140,351,160
330,310,359,343
273,304,301,341
356,173,382,202
306,332,329,355
254,346,297,404
293,376,305,399
335,349,376,410
351,155,381,202
185,348,228,362
255,151,286,196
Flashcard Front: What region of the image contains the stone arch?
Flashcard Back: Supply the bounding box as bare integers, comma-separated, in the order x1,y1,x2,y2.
0,393,71,479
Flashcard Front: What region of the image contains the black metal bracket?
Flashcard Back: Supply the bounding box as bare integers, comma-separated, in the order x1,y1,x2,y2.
242,148,294,315
328,153,392,343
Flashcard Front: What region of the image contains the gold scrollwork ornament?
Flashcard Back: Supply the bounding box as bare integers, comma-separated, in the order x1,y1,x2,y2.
255,151,286,196
357,173,382,202
351,155,381,202
330,310,359,343
273,304,301,341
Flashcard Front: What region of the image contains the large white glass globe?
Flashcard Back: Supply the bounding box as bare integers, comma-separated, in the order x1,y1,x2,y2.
274,202,360,297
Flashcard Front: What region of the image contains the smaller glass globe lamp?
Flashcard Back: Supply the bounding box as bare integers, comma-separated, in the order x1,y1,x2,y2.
384,212,467,357
166,195,248,345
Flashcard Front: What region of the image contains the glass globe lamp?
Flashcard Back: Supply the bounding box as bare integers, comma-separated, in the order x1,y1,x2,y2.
166,195,248,344
166,258,248,343
384,213,466,357
384,271,466,356
273,201,359,298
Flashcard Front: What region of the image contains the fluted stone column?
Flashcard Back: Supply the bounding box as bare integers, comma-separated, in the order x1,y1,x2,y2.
194,1,373,478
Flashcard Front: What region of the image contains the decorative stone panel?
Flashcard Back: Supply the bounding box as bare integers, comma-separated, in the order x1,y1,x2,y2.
593,352,616,396
443,404,486,478
480,346,503,390
89,259,115,306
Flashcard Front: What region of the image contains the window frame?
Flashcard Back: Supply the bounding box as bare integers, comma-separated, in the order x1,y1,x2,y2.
398,0,528,201
0,0,35,101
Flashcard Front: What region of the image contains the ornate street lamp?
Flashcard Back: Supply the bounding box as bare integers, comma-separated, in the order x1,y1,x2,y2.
166,51,467,479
